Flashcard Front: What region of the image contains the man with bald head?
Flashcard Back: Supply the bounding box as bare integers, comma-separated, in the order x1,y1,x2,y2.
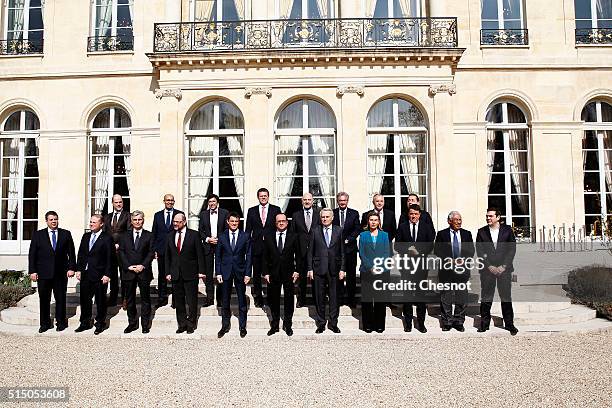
103,194,130,307
290,193,320,307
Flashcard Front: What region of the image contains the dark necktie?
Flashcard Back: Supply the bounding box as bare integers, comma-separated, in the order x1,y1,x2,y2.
112,212,119,229
134,231,140,251
231,232,236,250
51,230,57,251
340,210,345,228
278,232,284,252
452,231,460,258
412,223,416,242
165,211,171,228
177,231,182,254
305,210,311,232
210,210,217,215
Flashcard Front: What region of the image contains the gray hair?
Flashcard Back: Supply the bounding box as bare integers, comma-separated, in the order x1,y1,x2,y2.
447,210,462,221
320,207,334,216
131,210,145,219
336,191,349,200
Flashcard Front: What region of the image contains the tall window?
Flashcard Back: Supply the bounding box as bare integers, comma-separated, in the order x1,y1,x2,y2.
486,102,532,240
186,101,245,229
88,107,131,217
275,99,336,214
0,109,39,253
278,0,335,45
2,0,44,54
575,0,612,44
89,0,134,51
192,0,245,20
582,100,612,235
365,0,421,45
278,0,334,19
367,0,420,17
189,0,245,47
367,98,428,216
480,0,527,45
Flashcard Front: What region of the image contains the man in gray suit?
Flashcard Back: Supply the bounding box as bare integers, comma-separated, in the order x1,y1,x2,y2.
307,208,345,334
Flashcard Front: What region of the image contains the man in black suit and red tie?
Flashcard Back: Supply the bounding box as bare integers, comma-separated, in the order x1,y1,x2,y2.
165,213,205,334
103,194,130,307
361,194,396,242
75,215,113,335
307,208,346,334
118,210,155,334
290,193,320,307
151,194,183,307
434,210,475,332
245,187,281,308
28,210,76,333
398,193,434,230
333,191,361,308
396,204,435,333
263,213,299,336
476,208,518,335
198,194,228,307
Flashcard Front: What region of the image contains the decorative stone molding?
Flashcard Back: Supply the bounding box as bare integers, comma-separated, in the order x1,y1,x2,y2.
244,87,272,98
155,88,182,101
336,85,365,97
428,84,456,97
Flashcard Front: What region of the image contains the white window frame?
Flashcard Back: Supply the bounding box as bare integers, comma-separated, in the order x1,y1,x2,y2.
577,0,612,29
3,0,44,41
275,0,336,19
482,0,525,30
90,0,134,38
0,110,39,255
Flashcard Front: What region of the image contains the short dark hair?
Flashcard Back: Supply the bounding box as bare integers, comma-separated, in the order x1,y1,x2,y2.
207,193,220,202
45,210,58,220
275,212,287,221
227,211,241,220
408,193,420,201
408,204,421,212
257,188,270,196
486,207,502,217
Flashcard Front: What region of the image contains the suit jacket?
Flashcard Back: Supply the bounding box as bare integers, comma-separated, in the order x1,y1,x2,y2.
76,231,113,281
215,229,253,280
307,225,346,276
434,227,475,283
152,208,184,255
475,224,516,274
164,228,205,281
398,210,434,231
361,208,397,242
395,221,436,258
103,211,131,244
118,229,155,281
332,207,361,253
28,228,76,280
290,207,321,258
262,230,298,281
198,208,229,255
245,204,281,256
358,230,392,273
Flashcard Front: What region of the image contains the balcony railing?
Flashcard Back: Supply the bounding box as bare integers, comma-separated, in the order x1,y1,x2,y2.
576,28,612,44
0,39,43,55
480,29,528,46
153,17,458,53
87,35,134,52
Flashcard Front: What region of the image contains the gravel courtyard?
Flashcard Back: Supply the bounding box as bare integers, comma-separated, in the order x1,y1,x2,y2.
0,332,610,407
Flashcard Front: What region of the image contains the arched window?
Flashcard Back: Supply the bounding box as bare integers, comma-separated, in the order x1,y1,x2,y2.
582,100,612,235
186,100,245,229
367,97,427,216
0,109,39,253
88,106,132,217
486,101,532,240
275,99,336,213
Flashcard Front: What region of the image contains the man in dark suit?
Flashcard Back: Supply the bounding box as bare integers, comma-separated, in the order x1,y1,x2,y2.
396,204,435,333
151,194,183,307
333,191,360,308
216,212,252,338
75,215,113,335
198,194,228,307
164,212,205,334
28,210,76,332
290,193,320,307
307,208,346,334
434,210,475,332
476,208,518,335
245,188,281,308
118,210,155,334
102,194,130,307
361,194,396,242
398,193,434,230
263,213,299,336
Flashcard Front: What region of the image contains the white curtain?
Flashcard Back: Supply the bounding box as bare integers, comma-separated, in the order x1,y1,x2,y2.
596,0,612,19
603,131,612,195
122,135,131,191
399,133,423,195
368,134,388,195
279,0,294,18
195,0,215,20
189,136,215,217
277,136,301,211
92,135,110,214
487,130,496,189
365,0,377,17
310,135,334,202
234,0,245,19
5,138,20,239
508,129,529,215
397,0,415,17
316,0,329,18
11,1,25,37
95,0,113,36
226,135,244,210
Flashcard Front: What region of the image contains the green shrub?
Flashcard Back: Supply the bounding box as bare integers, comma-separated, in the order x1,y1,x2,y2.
0,270,31,288
0,286,34,311
564,265,612,320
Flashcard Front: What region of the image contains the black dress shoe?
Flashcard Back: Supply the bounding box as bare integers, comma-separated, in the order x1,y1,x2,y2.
217,327,229,338
315,326,325,334
186,328,194,334
142,327,150,334
155,299,168,308
442,325,451,331
284,327,293,336
253,298,263,308
329,326,341,334
74,324,92,333
124,325,138,334
38,325,52,333
375,329,384,333
477,326,489,333
403,319,412,332
240,329,247,338
267,328,279,336
364,328,373,333
416,325,427,333
56,324,68,332
176,327,187,334
94,327,105,335
453,324,465,332
505,325,519,336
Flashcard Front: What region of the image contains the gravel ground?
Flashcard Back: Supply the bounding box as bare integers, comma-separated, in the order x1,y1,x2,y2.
0,332,610,408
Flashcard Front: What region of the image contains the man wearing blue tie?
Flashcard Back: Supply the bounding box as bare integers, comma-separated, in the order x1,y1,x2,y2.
216,212,252,338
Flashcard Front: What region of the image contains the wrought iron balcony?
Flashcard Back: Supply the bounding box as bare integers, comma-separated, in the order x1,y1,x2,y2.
153,17,458,53
480,29,528,46
87,35,134,52
576,28,612,45
0,39,43,55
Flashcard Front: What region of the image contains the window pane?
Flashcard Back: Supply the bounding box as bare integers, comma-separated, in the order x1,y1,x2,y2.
188,158,213,176
488,195,507,214
502,0,521,20
399,156,426,174
190,104,214,130
22,198,38,219
277,101,303,129
1,199,19,220
4,112,21,131
488,173,506,194
597,0,612,19
481,0,499,20
602,102,612,122
117,3,133,29
93,108,111,128
582,102,598,122
368,99,394,128
487,131,504,150
511,194,530,215
24,111,40,130
398,134,426,153
584,193,601,215
307,100,335,128
397,100,426,127
307,156,335,176
219,102,244,129
219,156,244,176
277,157,301,177
503,19,522,29
584,150,600,171
486,104,503,123
510,173,529,193
507,103,526,123
489,151,505,172
583,130,598,149
223,199,244,218
188,179,211,200
584,171,601,191
29,6,43,31
114,108,132,128
575,0,592,19
219,135,243,156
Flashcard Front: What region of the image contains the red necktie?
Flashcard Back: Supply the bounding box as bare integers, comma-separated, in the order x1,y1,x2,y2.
177,231,182,254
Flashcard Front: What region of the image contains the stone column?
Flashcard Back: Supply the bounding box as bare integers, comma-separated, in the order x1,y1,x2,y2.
156,89,184,211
